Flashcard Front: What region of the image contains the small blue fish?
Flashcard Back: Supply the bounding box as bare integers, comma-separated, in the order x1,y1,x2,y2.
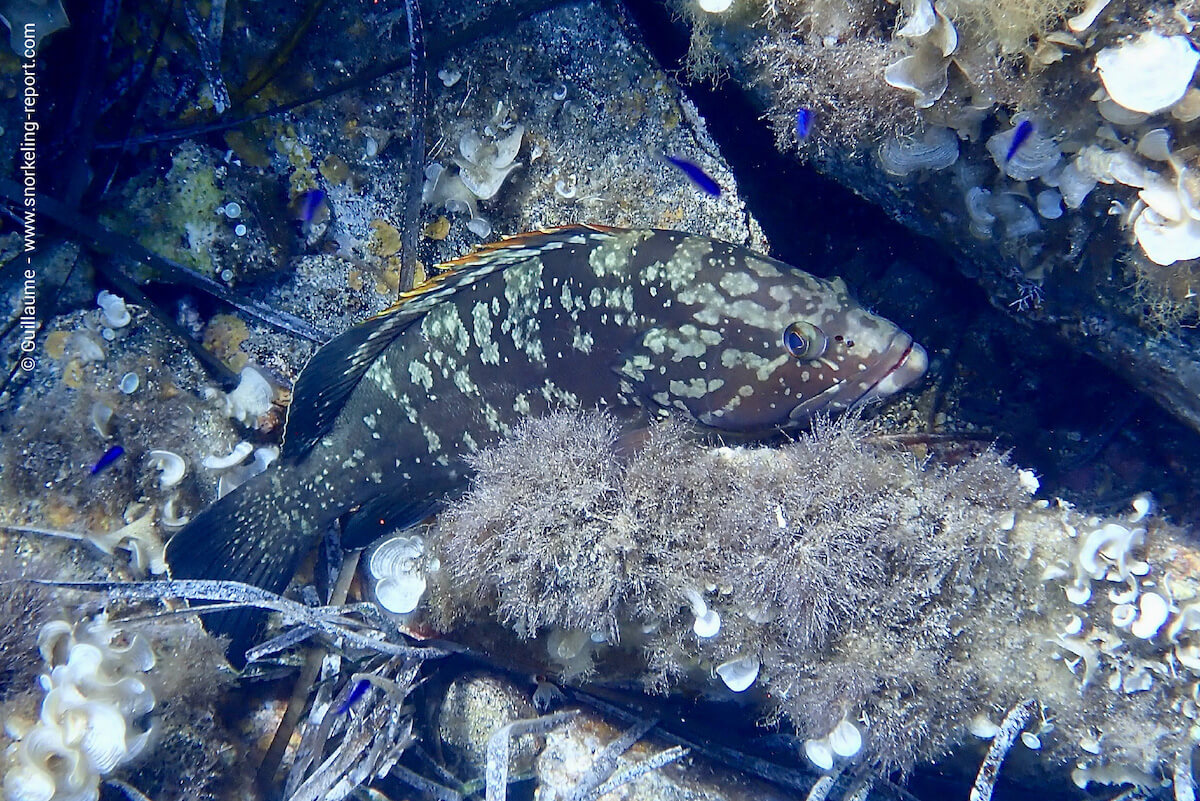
295,189,328,223
1005,120,1035,163
665,155,721,197
91,446,124,475
795,108,814,141
337,678,369,714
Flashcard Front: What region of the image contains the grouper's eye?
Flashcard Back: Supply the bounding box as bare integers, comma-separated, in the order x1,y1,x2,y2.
783,321,828,361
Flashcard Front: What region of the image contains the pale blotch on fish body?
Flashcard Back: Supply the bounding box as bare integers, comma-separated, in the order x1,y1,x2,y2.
165,226,927,655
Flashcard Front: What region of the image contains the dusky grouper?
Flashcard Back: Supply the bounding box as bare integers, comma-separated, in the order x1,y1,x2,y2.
165,226,928,650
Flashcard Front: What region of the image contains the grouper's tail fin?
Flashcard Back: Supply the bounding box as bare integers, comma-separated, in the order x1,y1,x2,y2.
165,466,321,666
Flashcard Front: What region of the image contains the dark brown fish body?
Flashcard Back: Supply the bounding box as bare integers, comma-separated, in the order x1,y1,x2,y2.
165,226,927,646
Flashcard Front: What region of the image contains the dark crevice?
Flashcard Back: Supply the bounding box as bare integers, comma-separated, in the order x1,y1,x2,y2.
612,0,1200,524
611,0,968,288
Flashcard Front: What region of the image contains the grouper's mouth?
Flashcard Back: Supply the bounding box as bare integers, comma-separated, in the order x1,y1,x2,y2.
855,333,929,407
787,331,928,423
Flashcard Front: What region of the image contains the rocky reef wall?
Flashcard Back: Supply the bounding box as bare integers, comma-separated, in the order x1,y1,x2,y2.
664,0,1200,436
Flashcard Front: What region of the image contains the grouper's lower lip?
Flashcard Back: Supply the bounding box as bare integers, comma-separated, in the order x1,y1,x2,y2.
857,334,929,405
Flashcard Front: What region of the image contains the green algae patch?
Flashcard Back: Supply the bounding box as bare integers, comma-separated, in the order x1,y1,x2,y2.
106,142,224,277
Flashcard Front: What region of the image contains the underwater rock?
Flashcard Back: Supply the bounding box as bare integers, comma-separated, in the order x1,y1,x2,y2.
410,410,1197,793
535,711,795,801
436,674,541,782
670,0,1200,437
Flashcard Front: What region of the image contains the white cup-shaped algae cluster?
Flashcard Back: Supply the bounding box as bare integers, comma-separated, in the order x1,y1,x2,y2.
202,442,279,499
423,121,524,239
877,4,1200,269
683,588,721,639
3,618,156,801
804,717,864,771
884,0,958,109
1088,33,1200,266
879,127,959,178
95,291,131,330
224,366,275,428
1040,496,1200,715
368,534,435,615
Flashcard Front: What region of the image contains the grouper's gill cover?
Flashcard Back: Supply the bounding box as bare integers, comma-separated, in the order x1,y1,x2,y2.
165,226,927,653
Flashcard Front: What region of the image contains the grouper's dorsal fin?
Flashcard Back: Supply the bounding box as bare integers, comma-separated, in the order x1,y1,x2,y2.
371,224,622,318
282,224,625,461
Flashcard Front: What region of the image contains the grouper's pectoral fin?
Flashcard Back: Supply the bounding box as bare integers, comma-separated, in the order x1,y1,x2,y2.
164,466,318,667
282,305,424,461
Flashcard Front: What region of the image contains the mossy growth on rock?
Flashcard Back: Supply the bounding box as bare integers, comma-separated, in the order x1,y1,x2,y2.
427,411,1026,772
423,410,1194,786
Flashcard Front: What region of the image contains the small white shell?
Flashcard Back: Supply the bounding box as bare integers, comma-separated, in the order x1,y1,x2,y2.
1136,129,1172,162
1079,523,1139,580
202,441,253,470
80,701,131,773
968,713,999,739
254,446,279,471
1065,581,1091,605
1036,190,1063,220
91,402,114,439
1096,33,1200,114
1174,88,1200,122
1057,160,1098,209
493,125,524,169
986,119,1061,182
879,127,958,177
1130,592,1168,639
97,291,131,328
368,535,425,580
715,655,760,692
369,535,428,614
1134,207,1200,266
467,216,492,238
1111,603,1137,628
991,195,1039,239
147,450,186,489
225,367,274,427
161,496,189,528
828,719,862,758
1129,493,1153,522
456,159,520,200
1139,176,1184,222
693,608,721,638
804,739,834,771
884,48,950,109
375,573,427,614
1067,0,1110,32
1096,97,1149,126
